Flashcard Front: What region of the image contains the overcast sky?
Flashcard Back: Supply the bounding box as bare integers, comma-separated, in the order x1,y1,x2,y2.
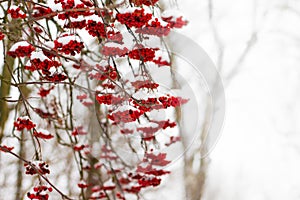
176,0,300,199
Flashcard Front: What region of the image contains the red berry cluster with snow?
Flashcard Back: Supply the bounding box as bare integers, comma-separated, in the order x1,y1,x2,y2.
54,34,84,56
14,117,36,131
8,41,35,58
8,5,26,19
27,185,52,200
1,0,189,199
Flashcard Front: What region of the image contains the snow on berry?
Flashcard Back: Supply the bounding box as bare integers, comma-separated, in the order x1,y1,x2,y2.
72,126,87,136
57,1,93,20
161,10,188,28
165,136,181,146
14,117,36,131
32,5,55,18
33,129,54,140
55,0,87,9
101,42,129,57
27,185,52,200
100,145,118,160
25,51,60,74
89,64,118,81
78,180,88,188
108,108,144,124
38,86,54,97
102,179,116,190
8,5,26,19
136,17,171,37
8,41,35,58
128,46,158,62
137,122,161,141
136,163,170,176
83,14,110,37
90,190,107,199
33,26,43,33
106,28,124,44
43,72,67,82
76,93,88,101
152,49,171,67
144,152,171,166
24,161,50,175
0,145,14,152
138,176,161,187
116,8,152,28
44,41,55,49
54,34,84,55
96,94,125,105
65,16,87,29
131,80,159,90
73,144,89,151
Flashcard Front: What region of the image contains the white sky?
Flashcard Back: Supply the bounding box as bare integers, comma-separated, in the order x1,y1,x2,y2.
176,0,300,199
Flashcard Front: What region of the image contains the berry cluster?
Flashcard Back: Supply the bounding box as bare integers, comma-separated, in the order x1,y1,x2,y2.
38,86,54,97
128,47,158,62
162,15,188,28
0,145,14,152
108,109,144,123
116,8,152,28
58,3,93,20
76,94,94,107
130,0,159,6
25,58,60,74
89,65,118,81
132,96,188,112
152,56,171,66
73,144,89,151
144,152,171,166
96,94,125,105
107,29,124,43
24,161,50,175
65,19,87,29
33,130,54,140
43,73,67,82
8,6,26,19
71,126,87,136
34,108,55,119
54,36,84,56
77,180,89,189
101,45,129,57
32,5,54,18
14,117,36,131
85,20,106,37
135,120,176,141
136,18,171,37
7,42,35,58
131,80,159,90
27,186,52,200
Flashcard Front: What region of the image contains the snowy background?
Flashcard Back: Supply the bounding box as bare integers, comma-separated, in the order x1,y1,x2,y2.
174,0,300,199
